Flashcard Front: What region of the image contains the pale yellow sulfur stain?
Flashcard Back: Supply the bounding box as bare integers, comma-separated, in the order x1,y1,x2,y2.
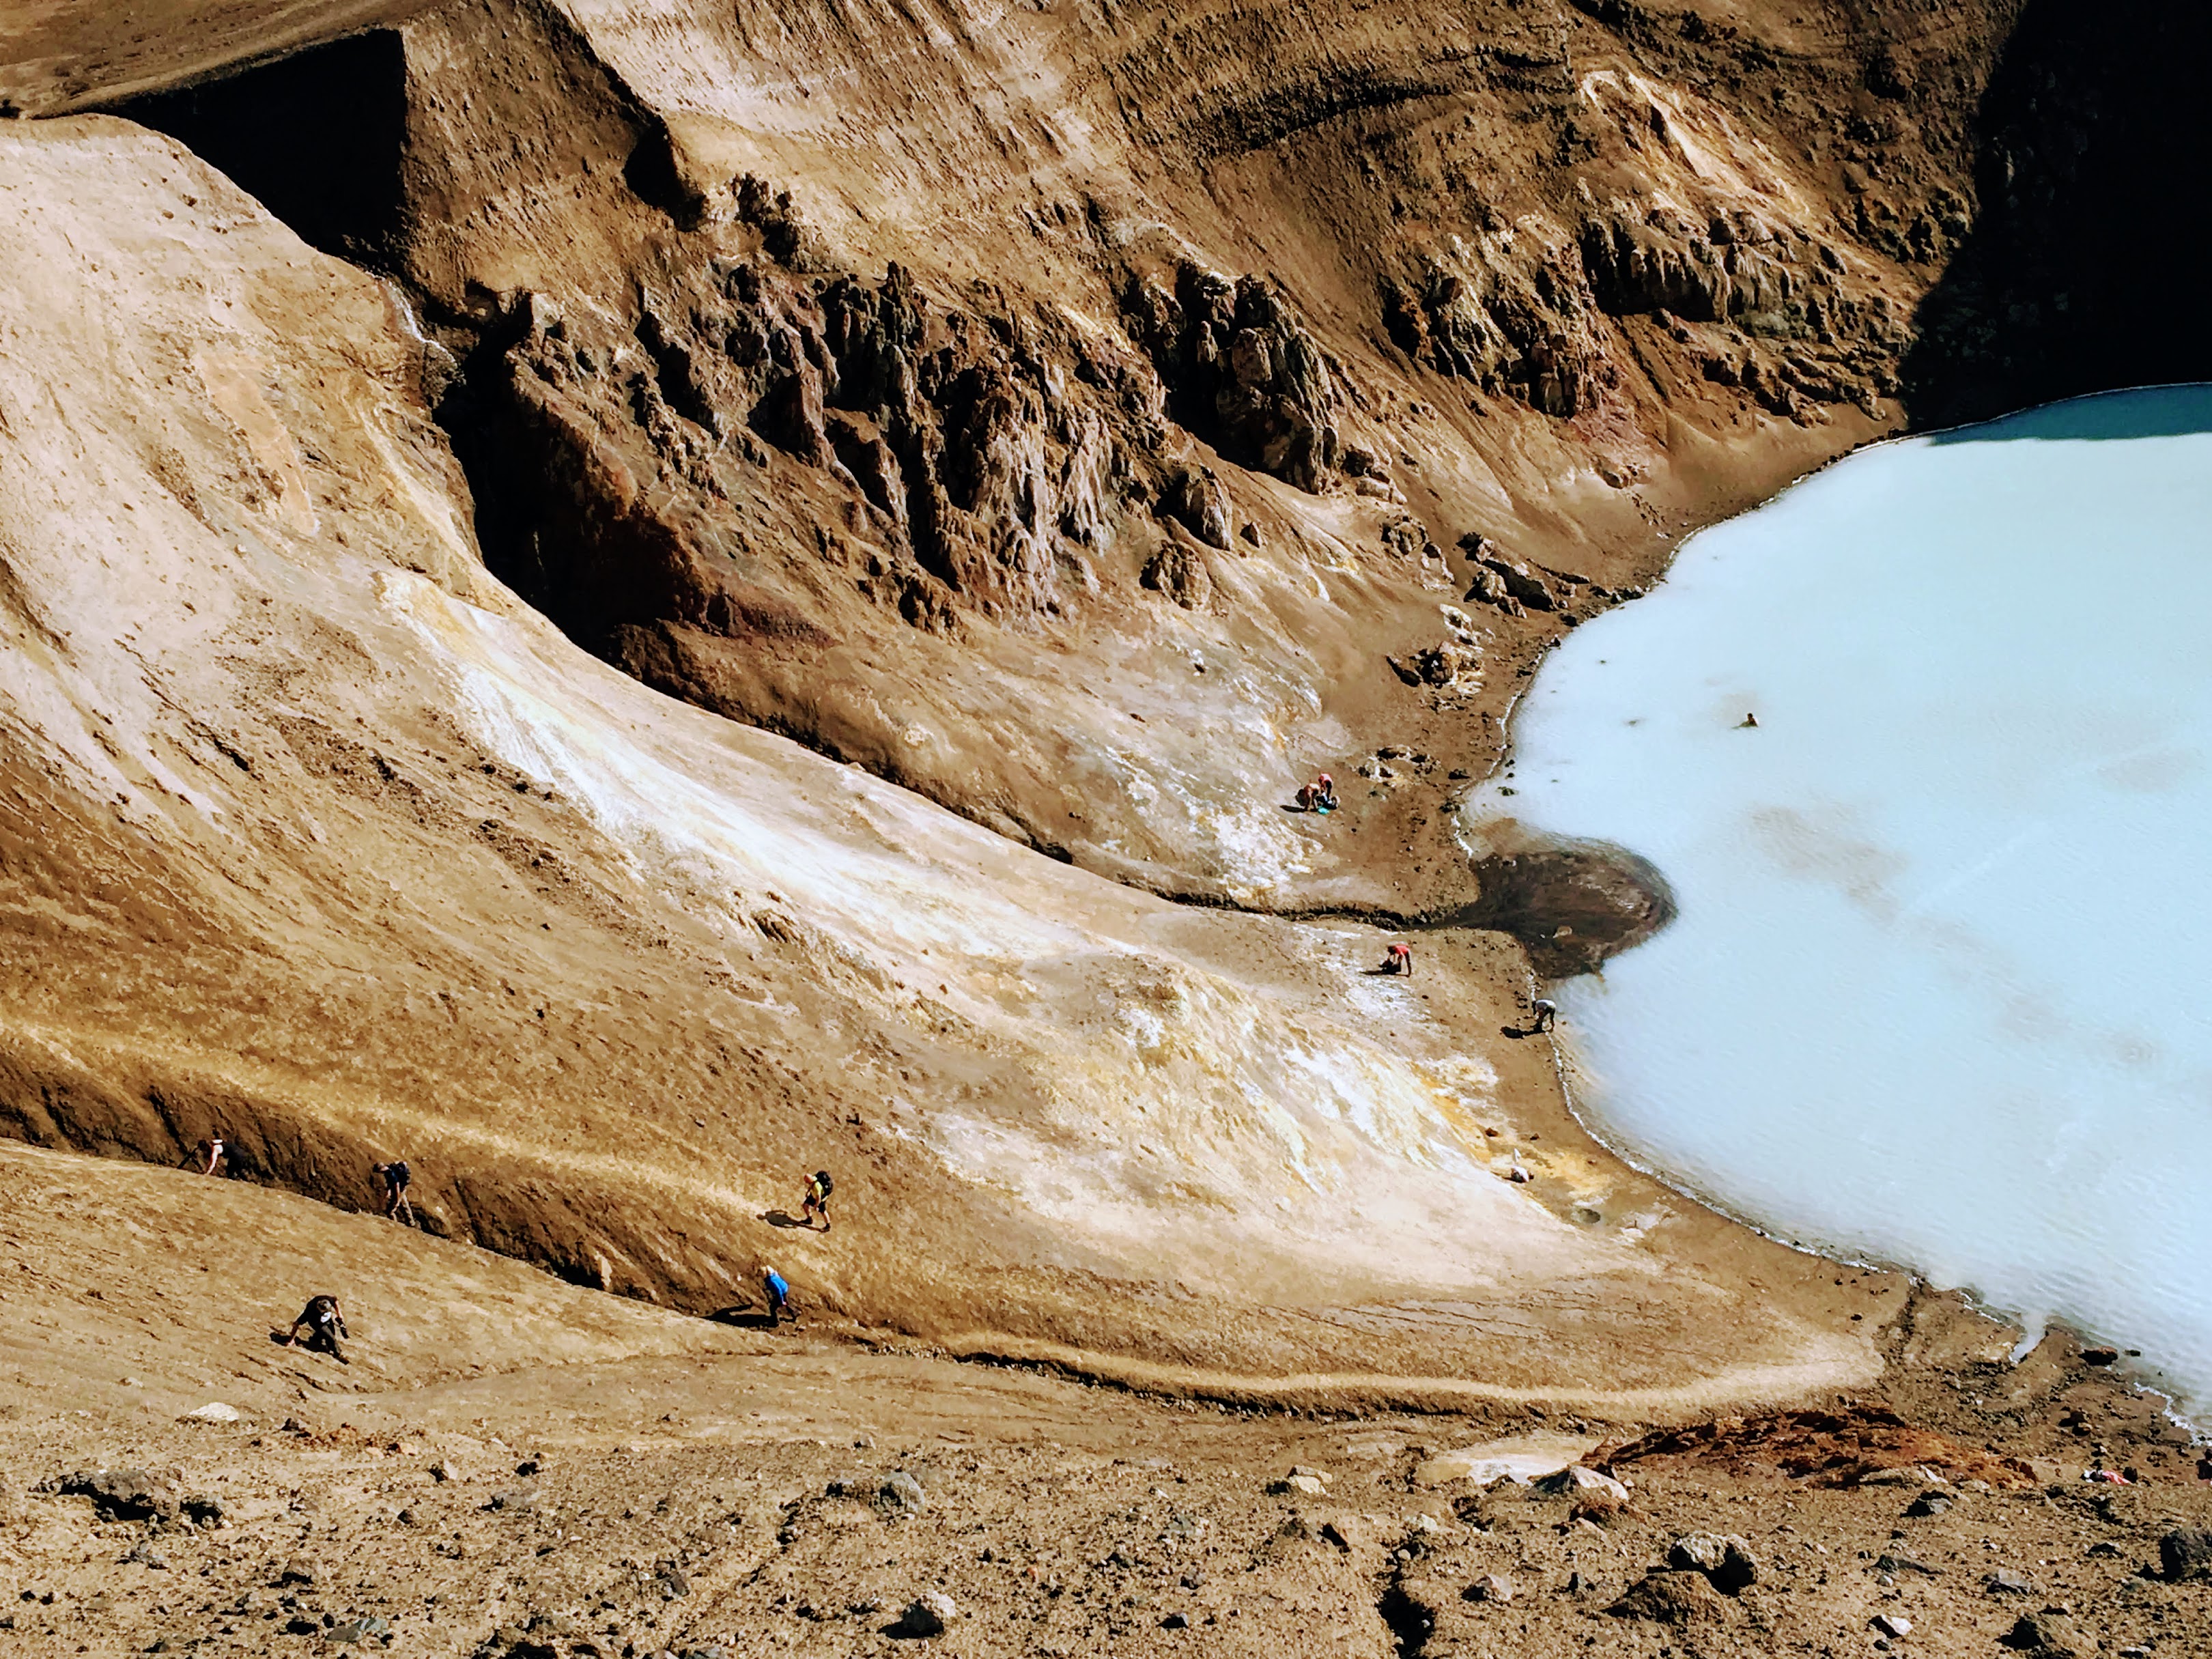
195,349,320,537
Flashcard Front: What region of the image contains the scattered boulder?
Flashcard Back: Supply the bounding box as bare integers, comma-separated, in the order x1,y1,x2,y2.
1465,1573,1514,1604
1140,539,1213,610
122,1542,167,1569
1159,464,1233,550
1606,1569,1732,1625
276,1559,316,1587
1270,1473,1328,1497
2159,1527,2212,1580
877,1471,928,1516
1531,1465,1630,1502
1666,1532,1758,1593
2000,1611,2086,1657
1904,1491,1953,1518
889,1591,956,1638
1871,1612,1913,1637
2082,1347,2120,1366
181,1402,243,1424
1986,1568,2036,1595
429,1461,459,1484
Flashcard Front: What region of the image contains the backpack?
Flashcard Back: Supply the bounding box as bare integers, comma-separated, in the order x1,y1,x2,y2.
814,1171,833,1197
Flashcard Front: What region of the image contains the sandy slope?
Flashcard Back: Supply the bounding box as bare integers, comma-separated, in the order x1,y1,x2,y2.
0,1140,2204,1659
0,112,1886,1404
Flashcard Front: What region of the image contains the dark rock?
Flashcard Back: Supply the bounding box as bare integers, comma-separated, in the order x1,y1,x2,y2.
888,1592,954,1638
653,1566,689,1600
181,1494,223,1527
1904,1491,1953,1518
1160,1611,1188,1629
276,1559,315,1587
2159,1527,2212,1580
1606,1570,1732,1625
283,1616,320,1636
59,1468,179,1525
1999,1611,2086,1656
2082,1347,2120,1366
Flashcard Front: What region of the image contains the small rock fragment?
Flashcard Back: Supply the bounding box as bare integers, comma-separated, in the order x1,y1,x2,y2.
1667,1533,1757,1593
890,1591,955,1638
1986,1568,2035,1595
1872,1612,1912,1637
1465,1573,1513,1604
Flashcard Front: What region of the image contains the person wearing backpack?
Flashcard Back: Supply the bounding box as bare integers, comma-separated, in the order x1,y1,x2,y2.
802,1169,834,1231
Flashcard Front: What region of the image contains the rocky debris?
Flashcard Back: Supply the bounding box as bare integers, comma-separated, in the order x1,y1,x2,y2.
121,1542,167,1569
1123,263,1346,491
1466,1572,1514,1604
181,1494,224,1528
1871,1611,1913,1637
2159,1527,2212,1580
1666,1532,1758,1593
889,1591,956,1638
487,1487,539,1512
1595,1404,2039,1489
56,1468,180,1525
2000,1610,2088,1657
330,1616,392,1645
1268,1468,1329,1497
1903,1490,1953,1518
1159,464,1233,550
1606,1568,1733,1625
1986,1568,2036,1595
1140,537,1213,610
181,1402,243,1423
1380,245,1608,419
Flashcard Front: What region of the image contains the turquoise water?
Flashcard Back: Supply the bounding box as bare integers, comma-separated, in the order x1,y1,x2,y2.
1466,386,2212,1415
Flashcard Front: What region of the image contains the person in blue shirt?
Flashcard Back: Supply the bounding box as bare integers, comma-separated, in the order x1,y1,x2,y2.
763,1268,791,1325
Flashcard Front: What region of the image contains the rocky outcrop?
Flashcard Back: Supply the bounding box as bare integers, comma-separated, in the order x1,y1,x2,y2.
1122,264,1347,490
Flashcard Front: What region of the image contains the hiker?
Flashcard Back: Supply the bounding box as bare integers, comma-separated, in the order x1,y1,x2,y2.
372,1160,414,1224
1381,941,1412,976
1532,998,1557,1033
801,1169,833,1232
281,1294,350,1363
1312,773,1337,812
763,1268,791,1325
197,1136,226,1176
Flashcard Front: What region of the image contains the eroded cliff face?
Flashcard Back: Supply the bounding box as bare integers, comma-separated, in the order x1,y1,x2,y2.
16,0,2038,905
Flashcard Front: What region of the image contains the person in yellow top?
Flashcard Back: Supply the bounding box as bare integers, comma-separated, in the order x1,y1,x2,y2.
802,1169,834,1231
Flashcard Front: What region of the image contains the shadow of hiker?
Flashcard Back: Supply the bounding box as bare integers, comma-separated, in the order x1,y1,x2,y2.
1361,966,1410,977
707,1308,782,1330
1501,1023,1542,1040
761,1209,815,1230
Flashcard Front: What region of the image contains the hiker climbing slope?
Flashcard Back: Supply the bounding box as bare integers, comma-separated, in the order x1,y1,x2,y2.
281,1294,350,1363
